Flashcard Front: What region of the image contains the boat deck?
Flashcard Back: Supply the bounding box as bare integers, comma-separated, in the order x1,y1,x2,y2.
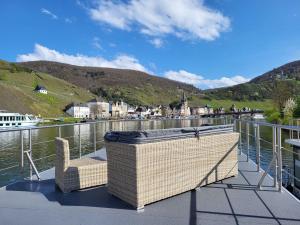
1,150,300,225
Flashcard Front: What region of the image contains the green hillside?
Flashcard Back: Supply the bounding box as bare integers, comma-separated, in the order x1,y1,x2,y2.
204,60,300,101
19,60,273,111
0,60,95,117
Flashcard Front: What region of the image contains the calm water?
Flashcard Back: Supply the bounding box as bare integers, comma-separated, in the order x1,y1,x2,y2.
0,118,295,187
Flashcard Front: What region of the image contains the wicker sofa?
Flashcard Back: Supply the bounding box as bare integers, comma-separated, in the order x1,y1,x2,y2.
55,137,107,193
105,125,239,209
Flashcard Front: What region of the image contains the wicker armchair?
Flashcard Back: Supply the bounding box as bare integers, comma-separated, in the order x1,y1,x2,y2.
55,137,107,193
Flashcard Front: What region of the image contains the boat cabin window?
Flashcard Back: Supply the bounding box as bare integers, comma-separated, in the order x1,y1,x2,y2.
18,123,21,126
0,123,3,126
6,123,9,126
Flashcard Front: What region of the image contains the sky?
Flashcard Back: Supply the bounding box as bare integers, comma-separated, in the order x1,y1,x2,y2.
0,0,300,89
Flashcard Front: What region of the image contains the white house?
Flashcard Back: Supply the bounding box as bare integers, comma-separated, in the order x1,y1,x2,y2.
127,106,138,118
191,105,214,116
87,97,110,119
34,85,47,94
136,106,151,119
66,103,90,118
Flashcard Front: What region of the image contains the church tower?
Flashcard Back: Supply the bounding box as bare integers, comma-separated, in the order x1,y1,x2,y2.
180,92,190,116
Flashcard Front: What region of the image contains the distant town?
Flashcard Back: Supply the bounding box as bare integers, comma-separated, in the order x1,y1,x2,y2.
61,90,256,120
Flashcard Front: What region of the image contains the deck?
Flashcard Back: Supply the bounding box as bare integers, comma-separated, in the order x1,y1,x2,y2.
0,150,300,225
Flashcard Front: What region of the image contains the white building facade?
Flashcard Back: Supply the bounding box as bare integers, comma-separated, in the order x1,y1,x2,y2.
110,101,128,118
34,85,48,94
66,104,90,118
191,106,214,116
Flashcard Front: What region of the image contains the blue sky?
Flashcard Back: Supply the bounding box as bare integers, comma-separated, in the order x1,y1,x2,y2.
1,0,300,89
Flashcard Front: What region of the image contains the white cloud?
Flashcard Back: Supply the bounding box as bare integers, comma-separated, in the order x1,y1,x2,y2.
92,37,103,50
164,70,250,89
65,18,73,23
149,38,164,48
88,0,230,41
16,44,149,73
41,8,58,20
165,70,204,84
16,45,249,90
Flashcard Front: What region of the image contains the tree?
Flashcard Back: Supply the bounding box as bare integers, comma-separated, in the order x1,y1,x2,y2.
272,81,295,112
169,100,180,110
283,98,297,118
293,97,300,118
90,104,102,119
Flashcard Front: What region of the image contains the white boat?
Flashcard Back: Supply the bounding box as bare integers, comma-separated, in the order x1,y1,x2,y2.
0,111,40,128
252,113,265,120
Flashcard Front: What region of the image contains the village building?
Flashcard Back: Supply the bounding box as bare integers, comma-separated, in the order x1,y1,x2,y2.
66,103,90,118
127,106,138,118
136,106,151,119
177,92,191,117
34,85,47,94
110,101,128,118
214,107,225,114
87,97,110,119
150,105,163,117
191,105,214,116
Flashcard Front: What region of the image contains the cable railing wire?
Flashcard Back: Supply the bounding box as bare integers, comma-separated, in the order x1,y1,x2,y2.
281,146,300,156
0,164,19,173
282,169,300,183
0,146,19,152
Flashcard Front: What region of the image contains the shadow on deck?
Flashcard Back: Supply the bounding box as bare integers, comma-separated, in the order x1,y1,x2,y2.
1,153,300,225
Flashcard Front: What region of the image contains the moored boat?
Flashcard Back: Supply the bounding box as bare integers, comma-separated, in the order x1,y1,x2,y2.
0,110,40,128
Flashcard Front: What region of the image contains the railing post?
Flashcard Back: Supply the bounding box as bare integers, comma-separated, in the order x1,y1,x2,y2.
256,124,260,172
79,125,81,158
20,130,24,172
93,123,97,153
239,120,242,155
58,126,61,138
246,122,250,161
29,129,32,180
277,127,282,192
297,120,300,139
233,119,236,132
272,126,278,188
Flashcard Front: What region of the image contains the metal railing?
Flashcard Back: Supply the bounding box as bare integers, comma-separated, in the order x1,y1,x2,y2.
1,117,299,195
0,120,114,183
235,119,300,192
0,118,227,185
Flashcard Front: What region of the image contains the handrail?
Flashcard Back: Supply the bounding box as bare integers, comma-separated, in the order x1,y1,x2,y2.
236,118,300,132
0,117,216,134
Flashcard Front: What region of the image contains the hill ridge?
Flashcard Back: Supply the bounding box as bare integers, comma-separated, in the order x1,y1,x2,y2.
19,60,204,106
